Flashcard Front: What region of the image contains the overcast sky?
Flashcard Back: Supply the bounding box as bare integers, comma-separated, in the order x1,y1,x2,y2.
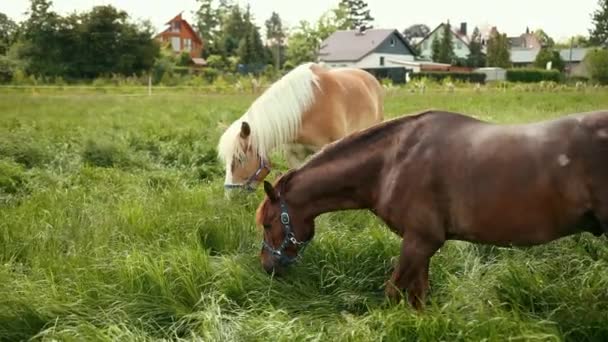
1,0,599,42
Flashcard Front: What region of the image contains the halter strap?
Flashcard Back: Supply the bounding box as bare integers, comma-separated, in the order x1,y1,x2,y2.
224,156,271,191
262,198,310,266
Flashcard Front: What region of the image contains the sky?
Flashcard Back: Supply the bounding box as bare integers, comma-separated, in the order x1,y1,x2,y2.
1,0,600,43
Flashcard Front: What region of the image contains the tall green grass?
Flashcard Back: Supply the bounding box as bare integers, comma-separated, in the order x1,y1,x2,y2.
2,88,608,341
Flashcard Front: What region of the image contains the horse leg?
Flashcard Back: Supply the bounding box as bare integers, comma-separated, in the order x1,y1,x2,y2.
385,233,442,310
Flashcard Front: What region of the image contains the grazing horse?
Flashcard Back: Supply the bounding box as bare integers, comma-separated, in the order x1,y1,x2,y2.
255,109,608,310
217,62,384,192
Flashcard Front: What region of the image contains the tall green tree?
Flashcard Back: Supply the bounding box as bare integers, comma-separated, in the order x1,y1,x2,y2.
486,30,511,68
265,12,286,69
338,0,374,30
467,27,486,68
436,22,455,63
0,13,18,55
193,0,218,57
585,48,608,84
20,0,65,76
590,0,608,46
431,37,441,62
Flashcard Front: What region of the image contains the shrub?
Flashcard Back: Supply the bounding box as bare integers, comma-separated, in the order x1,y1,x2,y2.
585,48,608,85
410,72,486,84
506,69,562,83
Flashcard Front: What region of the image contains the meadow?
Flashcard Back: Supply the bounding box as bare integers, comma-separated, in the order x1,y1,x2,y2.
2,86,608,341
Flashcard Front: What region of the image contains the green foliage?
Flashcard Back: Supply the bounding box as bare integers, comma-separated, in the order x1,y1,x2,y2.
532,29,556,47
18,2,159,79
486,31,512,68
0,55,18,83
194,0,218,57
437,22,456,64
265,12,286,70
82,139,128,168
0,12,18,55
403,24,430,42
410,71,486,84
467,27,486,68
0,159,26,196
589,0,608,46
585,48,608,84
506,68,563,83
534,48,565,72
338,0,374,30
285,21,319,66
431,37,441,62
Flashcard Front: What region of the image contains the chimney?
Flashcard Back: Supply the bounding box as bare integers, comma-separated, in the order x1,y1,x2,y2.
356,25,367,35
460,22,467,36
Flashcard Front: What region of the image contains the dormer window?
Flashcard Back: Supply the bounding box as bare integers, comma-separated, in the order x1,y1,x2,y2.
390,38,395,47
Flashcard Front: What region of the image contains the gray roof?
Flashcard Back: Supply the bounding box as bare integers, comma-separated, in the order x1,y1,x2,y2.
511,48,592,64
559,48,590,62
318,29,413,62
510,48,539,64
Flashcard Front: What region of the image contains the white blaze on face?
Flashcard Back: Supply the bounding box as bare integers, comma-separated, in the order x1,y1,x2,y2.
224,161,233,185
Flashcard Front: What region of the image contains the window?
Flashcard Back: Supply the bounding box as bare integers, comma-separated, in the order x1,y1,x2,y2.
184,38,192,52
390,38,395,47
171,21,181,33
456,41,462,49
171,37,180,52
380,56,385,66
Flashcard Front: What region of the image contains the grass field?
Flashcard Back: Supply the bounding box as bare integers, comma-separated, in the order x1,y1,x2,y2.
2,87,608,341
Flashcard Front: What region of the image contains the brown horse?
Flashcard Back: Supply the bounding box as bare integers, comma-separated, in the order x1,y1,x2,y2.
217,62,384,193
256,109,608,310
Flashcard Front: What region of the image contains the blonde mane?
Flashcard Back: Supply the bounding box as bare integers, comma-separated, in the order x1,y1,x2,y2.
217,62,322,165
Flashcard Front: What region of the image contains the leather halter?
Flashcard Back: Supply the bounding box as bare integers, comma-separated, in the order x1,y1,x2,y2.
262,197,310,266
224,156,271,191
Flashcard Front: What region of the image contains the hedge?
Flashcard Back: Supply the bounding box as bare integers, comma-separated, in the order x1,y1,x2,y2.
506,68,562,83
410,72,486,84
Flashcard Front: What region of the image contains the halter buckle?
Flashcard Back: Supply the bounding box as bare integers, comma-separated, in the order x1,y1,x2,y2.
280,212,290,225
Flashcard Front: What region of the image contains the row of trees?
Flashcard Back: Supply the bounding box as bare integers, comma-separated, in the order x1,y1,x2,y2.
193,0,375,71
1,0,159,81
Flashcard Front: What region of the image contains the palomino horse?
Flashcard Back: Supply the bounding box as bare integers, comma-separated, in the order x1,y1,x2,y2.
217,62,384,192
256,109,608,310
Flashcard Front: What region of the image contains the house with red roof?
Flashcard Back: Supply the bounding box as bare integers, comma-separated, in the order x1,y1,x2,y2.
155,13,206,66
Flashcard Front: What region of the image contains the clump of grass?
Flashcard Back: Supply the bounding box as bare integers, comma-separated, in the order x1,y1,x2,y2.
82,139,126,168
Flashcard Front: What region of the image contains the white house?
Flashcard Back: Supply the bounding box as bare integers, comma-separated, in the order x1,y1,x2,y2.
416,22,471,60
317,28,417,69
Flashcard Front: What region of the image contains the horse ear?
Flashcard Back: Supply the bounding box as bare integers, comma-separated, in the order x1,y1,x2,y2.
263,181,278,202
240,121,251,138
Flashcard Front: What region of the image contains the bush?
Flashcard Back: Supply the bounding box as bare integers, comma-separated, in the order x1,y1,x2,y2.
410,72,486,84
585,48,608,85
506,69,562,83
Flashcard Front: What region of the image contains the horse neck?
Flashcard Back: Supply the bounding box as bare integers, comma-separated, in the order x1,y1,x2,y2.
283,149,384,220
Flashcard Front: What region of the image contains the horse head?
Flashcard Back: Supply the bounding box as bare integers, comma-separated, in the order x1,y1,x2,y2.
220,121,271,193
256,178,314,275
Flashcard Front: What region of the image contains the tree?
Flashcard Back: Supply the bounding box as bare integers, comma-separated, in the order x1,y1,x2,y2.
19,1,159,79
590,0,608,46
467,27,486,68
532,28,555,47
585,48,608,84
285,21,319,67
431,37,441,62
403,24,430,42
338,0,374,30
555,35,590,48
433,22,455,64
0,13,18,55
534,47,565,71
265,12,286,69
193,0,218,57
486,30,511,68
